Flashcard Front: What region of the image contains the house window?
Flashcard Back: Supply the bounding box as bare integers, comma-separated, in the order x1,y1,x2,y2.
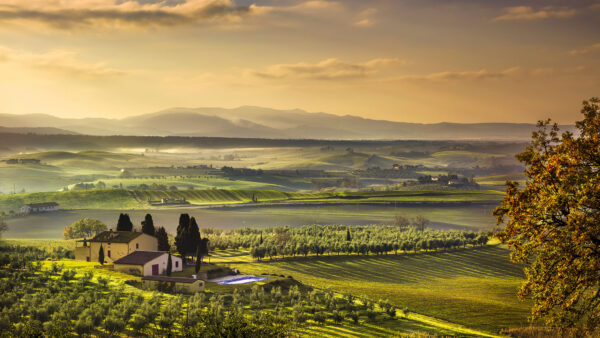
175,261,179,268
108,250,111,258
136,243,139,249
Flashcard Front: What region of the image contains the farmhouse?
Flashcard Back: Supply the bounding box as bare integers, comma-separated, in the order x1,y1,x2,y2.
75,230,158,263
141,276,205,293
20,202,59,214
113,251,182,276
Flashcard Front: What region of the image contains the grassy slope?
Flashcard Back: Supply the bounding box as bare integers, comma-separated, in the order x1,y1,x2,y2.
4,239,479,337
211,245,530,334
0,189,503,211
0,189,138,211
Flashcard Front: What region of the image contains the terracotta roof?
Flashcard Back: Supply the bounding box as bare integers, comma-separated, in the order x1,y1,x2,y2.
89,231,144,243
113,251,167,265
142,275,201,284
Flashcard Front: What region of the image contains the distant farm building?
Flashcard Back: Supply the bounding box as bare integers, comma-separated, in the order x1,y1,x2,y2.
5,158,41,165
75,230,158,264
20,202,59,214
142,276,205,293
113,251,182,276
148,197,189,206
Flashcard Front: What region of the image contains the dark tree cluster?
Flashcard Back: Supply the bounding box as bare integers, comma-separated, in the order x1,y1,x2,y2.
116,213,133,232
175,213,208,262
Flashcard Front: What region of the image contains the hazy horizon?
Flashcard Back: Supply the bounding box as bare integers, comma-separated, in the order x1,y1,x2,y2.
0,105,580,125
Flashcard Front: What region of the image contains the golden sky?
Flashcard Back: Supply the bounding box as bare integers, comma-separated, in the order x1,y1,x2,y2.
0,0,599,123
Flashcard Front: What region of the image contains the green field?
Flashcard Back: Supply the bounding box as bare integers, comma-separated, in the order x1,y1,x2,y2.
5,239,523,336
211,245,530,335
0,189,503,213
0,189,139,212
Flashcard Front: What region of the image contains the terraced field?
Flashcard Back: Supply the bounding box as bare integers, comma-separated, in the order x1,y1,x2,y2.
0,189,503,213
211,245,530,335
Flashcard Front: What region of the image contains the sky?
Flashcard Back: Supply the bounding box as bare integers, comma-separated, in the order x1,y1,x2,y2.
0,0,598,123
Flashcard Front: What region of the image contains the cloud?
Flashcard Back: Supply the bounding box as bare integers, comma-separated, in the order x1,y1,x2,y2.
397,67,521,82
353,18,373,27
354,7,377,27
493,6,577,21
0,45,126,79
389,66,587,83
569,43,600,55
0,0,253,29
249,57,405,80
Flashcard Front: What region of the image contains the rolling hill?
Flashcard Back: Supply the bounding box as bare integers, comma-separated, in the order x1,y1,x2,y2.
0,106,576,140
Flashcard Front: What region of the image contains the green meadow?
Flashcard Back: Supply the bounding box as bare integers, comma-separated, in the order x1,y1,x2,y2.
5,239,522,337
211,245,530,335
0,188,503,213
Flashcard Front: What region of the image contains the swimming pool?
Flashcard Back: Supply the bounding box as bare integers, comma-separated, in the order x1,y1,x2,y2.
216,276,268,285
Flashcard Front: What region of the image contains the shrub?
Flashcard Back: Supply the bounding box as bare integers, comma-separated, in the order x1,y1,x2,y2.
130,313,148,334
366,310,377,323
104,315,125,334
61,269,76,281
74,316,94,336
331,310,344,324
313,311,327,324
346,311,359,324
96,276,110,287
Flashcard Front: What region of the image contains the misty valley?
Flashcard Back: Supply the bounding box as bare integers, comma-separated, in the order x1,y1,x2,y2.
1,1,598,336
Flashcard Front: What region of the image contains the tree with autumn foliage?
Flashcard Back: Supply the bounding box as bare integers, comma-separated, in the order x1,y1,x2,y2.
494,97,600,331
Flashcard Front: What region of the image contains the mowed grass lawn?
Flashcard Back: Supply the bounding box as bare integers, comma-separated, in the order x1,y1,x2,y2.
212,245,531,335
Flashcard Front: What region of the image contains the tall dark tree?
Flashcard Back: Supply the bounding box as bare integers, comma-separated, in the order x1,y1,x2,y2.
259,232,263,245
141,214,155,236
198,238,210,265
188,217,201,256
195,245,201,274
175,214,190,260
156,227,170,252
98,245,104,265
166,254,172,276
495,98,600,331
346,228,352,242
116,213,133,232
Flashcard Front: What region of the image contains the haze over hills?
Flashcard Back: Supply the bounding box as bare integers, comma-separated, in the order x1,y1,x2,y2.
0,106,574,140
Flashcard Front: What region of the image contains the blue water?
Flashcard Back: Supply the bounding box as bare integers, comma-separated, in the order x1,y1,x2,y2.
217,276,268,285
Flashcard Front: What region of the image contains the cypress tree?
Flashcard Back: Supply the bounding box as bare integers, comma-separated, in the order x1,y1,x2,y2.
195,245,201,274
259,232,263,244
166,254,172,276
141,214,155,236
199,238,210,264
189,217,201,256
116,213,133,231
156,227,170,252
346,228,352,241
98,245,104,265
175,214,190,260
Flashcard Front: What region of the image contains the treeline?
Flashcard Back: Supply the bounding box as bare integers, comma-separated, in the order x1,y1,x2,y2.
202,225,490,261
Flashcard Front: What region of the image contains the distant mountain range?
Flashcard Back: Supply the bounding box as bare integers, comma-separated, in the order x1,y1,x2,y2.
0,106,575,140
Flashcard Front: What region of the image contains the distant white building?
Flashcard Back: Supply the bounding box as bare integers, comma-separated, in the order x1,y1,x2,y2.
20,202,59,214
